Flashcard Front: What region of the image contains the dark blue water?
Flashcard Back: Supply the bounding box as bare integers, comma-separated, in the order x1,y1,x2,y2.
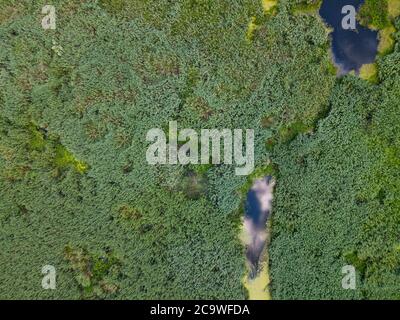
246,188,270,228
320,0,378,74
244,176,273,277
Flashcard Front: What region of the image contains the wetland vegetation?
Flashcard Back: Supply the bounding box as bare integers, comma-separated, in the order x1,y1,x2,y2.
0,0,399,299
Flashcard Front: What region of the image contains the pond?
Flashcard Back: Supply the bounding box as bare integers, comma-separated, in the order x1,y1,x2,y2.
319,0,378,74
243,176,274,278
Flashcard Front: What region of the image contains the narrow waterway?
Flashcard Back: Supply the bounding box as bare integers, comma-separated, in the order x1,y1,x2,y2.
242,176,275,299
319,0,378,74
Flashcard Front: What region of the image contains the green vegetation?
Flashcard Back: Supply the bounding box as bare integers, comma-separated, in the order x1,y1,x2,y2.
359,63,379,83
64,245,121,298
54,145,88,174
378,25,397,55
291,0,322,15
0,0,399,300
388,0,400,18
358,0,391,30
358,0,400,56
246,16,259,42
262,0,278,14
269,47,400,298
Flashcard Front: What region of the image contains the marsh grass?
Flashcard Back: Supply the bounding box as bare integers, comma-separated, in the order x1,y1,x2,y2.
378,25,397,55
359,63,379,83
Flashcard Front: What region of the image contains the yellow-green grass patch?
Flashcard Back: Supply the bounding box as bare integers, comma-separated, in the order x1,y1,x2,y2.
246,16,258,42
388,0,400,18
54,144,88,174
378,25,396,55
359,63,379,83
292,0,322,15
243,261,271,300
262,0,278,14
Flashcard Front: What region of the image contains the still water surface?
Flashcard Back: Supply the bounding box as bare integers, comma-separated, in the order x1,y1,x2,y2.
244,176,274,278
319,0,378,74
